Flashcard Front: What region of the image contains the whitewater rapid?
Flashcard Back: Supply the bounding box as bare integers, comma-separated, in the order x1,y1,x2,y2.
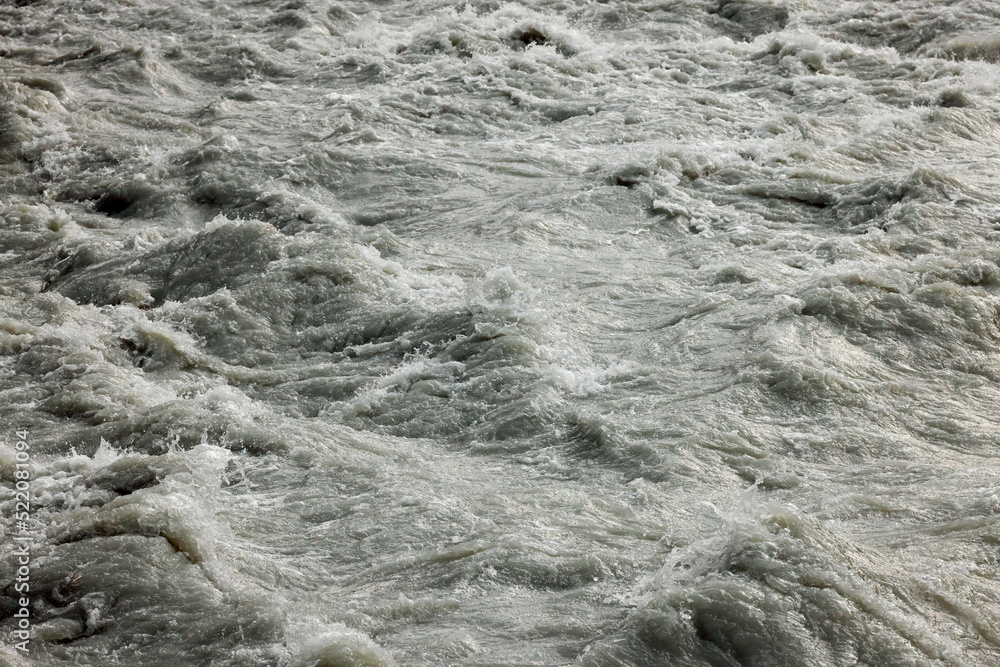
4,0,1000,665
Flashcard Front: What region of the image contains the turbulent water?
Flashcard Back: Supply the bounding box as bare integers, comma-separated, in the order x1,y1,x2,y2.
5,0,1000,664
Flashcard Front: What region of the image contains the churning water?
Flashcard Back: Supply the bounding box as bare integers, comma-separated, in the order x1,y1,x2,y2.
4,0,1000,664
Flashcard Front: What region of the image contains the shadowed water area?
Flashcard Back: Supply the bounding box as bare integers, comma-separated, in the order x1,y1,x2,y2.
3,0,1000,665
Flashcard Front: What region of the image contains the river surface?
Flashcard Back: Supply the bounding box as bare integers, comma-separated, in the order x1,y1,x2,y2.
4,0,1000,665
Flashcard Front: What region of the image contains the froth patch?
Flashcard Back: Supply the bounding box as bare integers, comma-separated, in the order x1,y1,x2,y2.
48,444,232,563
585,505,966,667
930,33,1000,64
291,624,396,667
